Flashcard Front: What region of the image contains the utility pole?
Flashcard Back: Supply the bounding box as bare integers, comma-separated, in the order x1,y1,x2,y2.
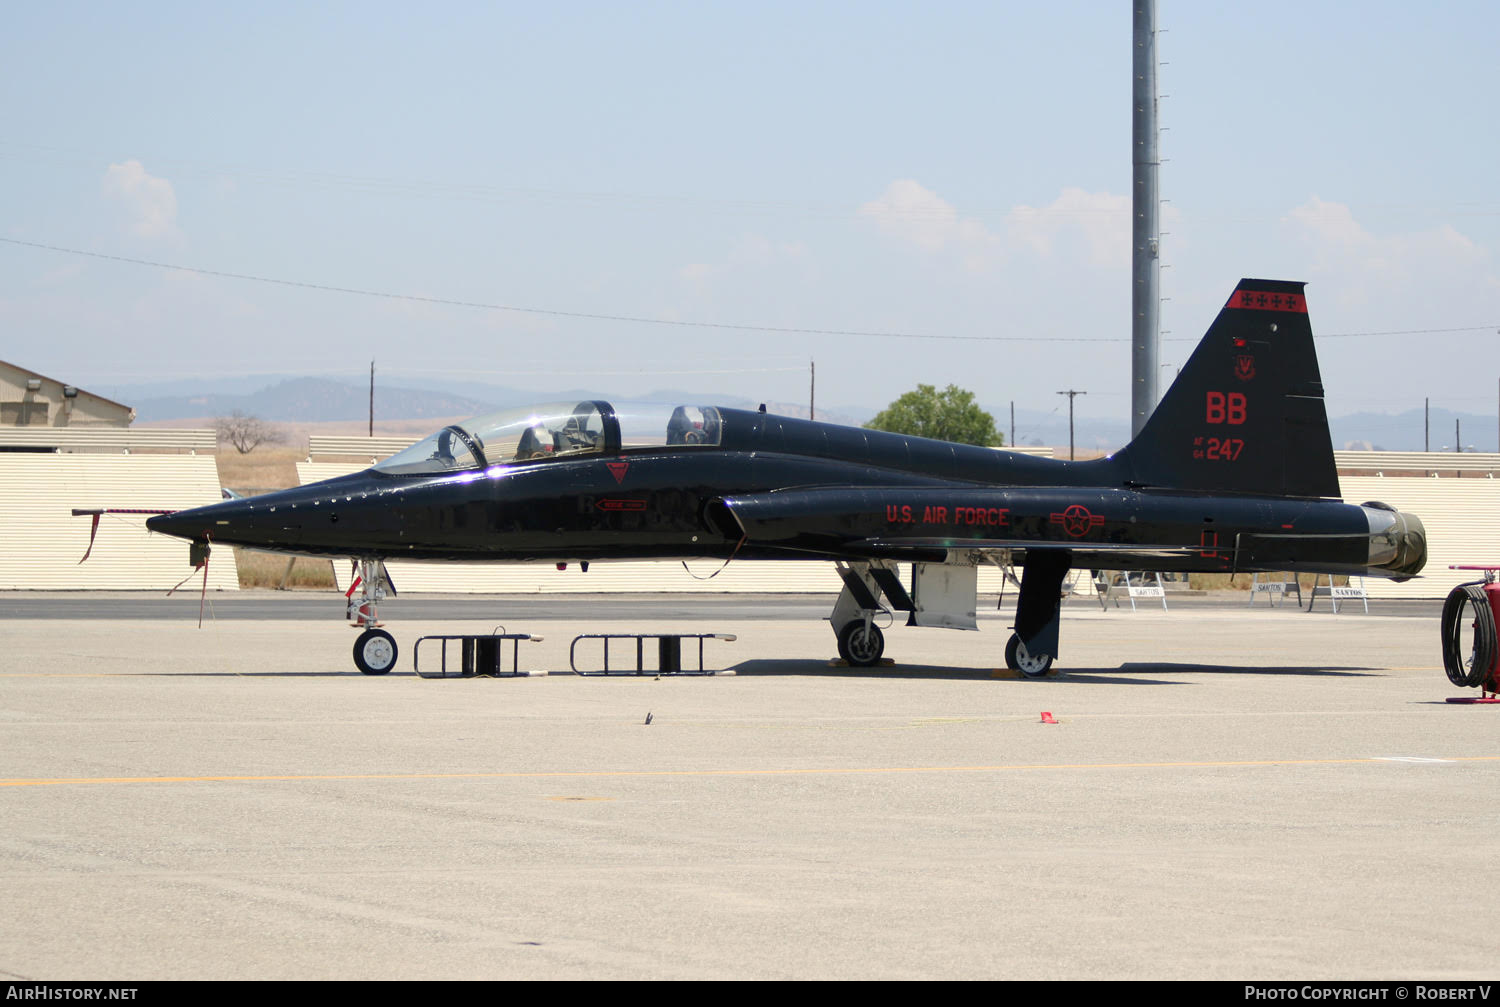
1058,389,1087,460
1010,400,1015,448
368,360,375,437
1425,397,1429,452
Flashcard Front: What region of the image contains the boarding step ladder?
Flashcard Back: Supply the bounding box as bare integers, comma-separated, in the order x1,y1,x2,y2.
1093,571,1169,612
1307,574,1369,614
1248,573,1303,608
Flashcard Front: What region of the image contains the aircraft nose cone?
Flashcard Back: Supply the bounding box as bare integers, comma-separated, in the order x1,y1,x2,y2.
147,509,204,541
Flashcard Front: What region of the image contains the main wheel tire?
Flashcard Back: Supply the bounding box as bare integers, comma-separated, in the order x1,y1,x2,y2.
1005,633,1053,678
838,622,885,667
354,628,398,675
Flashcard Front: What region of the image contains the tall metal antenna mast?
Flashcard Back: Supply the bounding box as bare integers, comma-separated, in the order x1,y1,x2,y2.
1131,0,1161,438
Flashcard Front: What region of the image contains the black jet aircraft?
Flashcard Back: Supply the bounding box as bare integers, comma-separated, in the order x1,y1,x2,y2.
149,279,1427,675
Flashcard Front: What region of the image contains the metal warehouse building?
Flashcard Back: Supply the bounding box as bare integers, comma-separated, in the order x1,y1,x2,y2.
0,361,236,591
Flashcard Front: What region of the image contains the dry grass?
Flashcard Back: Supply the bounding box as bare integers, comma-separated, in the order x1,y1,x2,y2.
1188,572,1348,591
233,549,337,590
216,446,304,496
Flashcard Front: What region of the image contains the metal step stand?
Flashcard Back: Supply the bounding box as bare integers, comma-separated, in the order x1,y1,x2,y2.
1095,571,1169,612
413,630,544,678
569,633,738,676
1306,574,1368,614
1248,573,1302,608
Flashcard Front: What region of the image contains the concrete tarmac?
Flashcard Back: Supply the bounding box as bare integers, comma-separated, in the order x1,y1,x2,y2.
0,593,1495,980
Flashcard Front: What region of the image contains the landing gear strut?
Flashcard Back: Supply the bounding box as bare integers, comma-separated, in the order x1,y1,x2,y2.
1005,550,1071,678
829,561,896,667
348,557,398,674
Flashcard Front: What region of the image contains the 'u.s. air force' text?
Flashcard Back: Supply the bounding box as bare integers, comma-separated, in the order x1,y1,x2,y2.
885,505,1009,526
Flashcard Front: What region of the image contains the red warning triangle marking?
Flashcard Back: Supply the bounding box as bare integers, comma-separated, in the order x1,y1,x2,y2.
606,462,629,484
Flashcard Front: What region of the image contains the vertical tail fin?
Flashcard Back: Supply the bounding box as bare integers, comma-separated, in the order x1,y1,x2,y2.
1116,279,1340,498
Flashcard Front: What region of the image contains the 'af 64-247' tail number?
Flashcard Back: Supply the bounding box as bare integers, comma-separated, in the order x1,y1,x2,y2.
1193,436,1245,461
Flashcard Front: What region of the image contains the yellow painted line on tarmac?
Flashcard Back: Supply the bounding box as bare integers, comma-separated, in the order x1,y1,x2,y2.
4,756,1500,788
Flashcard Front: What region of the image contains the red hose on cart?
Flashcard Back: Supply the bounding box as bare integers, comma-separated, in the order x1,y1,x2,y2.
1441,583,1498,689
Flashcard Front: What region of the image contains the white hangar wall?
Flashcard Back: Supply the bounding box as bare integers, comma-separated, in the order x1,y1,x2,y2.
1341,476,1500,599
0,451,238,590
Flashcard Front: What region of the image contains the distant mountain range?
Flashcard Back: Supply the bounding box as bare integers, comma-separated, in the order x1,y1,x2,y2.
111,375,876,431
119,377,499,426
105,375,1498,453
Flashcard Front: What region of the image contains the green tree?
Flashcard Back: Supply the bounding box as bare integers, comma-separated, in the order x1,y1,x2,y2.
864,384,1003,447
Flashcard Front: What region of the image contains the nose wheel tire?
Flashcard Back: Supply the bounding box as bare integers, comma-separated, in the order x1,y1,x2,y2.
354,628,398,675
837,622,885,667
1005,634,1054,678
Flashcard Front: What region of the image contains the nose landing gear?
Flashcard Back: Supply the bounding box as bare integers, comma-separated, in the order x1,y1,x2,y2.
354,628,398,675
348,558,398,674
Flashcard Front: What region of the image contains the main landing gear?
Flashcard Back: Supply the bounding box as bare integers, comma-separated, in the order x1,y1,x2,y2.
828,554,1072,675
829,561,908,667
1004,634,1053,677
837,620,885,666
1003,550,1072,678
349,558,398,674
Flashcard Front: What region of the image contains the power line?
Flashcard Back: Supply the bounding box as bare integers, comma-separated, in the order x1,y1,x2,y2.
5,236,1494,345
0,237,1119,343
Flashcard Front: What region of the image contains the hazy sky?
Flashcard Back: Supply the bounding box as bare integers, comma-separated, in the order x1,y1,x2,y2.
3,1,1497,422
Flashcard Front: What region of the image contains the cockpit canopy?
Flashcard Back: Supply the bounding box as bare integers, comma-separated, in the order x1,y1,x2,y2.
373,401,723,476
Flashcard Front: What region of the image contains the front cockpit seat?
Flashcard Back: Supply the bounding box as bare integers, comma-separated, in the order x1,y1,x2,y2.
668,406,710,445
